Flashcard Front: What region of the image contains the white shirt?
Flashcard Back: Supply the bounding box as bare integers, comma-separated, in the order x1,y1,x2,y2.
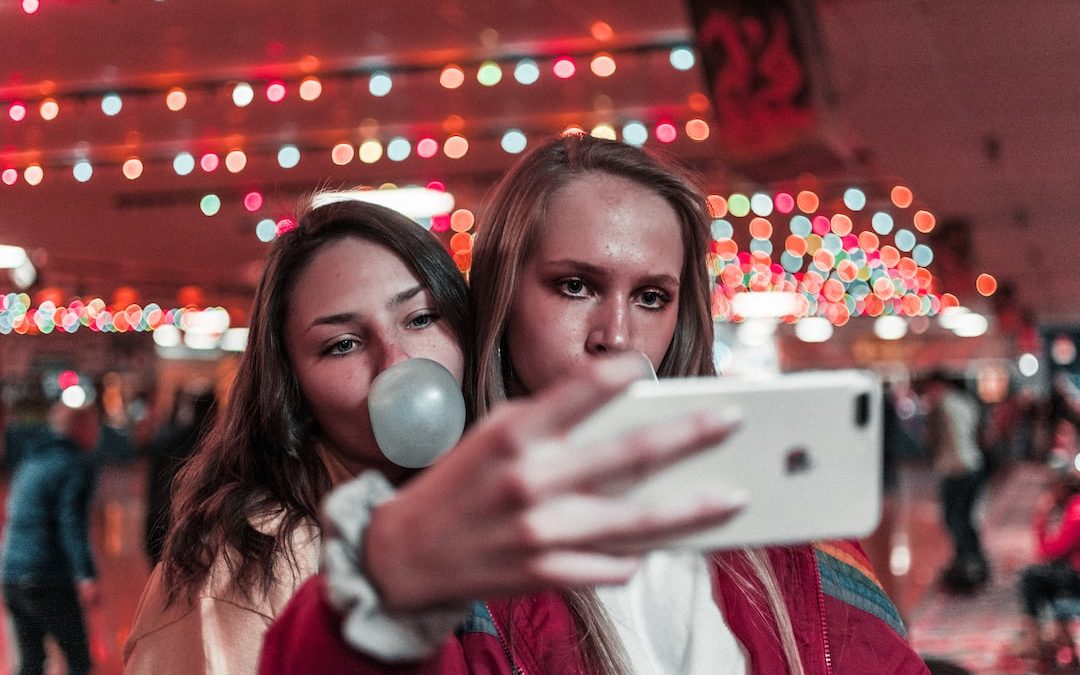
596,550,748,675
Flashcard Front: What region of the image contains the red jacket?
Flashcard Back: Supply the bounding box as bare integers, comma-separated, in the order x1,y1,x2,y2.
1035,494,1080,572
260,541,927,674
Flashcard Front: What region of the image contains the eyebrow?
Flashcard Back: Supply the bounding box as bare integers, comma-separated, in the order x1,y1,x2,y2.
541,259,680,287
307,284,426,331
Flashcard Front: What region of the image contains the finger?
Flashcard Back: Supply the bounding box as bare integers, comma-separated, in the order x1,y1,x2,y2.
512,354,647,440
517,491,746,550
523,406,742,498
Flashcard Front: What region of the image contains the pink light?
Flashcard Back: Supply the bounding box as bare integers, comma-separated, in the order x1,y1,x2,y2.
21,0,39,14
58,370,79,390
552,57,576,79
774,193,795,214
426,180,445,192
8,102,27,122
200,153,220,173
243,191,264,212
1,169,17,186
655,122,677,143
416,137,439,159
811,215,830,236
266,81,287,103
431,214,451,232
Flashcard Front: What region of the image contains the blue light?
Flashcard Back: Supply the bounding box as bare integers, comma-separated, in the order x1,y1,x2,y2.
895,229,916,252
789,215,812,237
278,145,301,169
514,59,540,85
173,152,195,176
501,130,527,154
622,121,648,147
101,94,123,116
72,160,93,183
386,137,411,162
843,188,867,211
750,192,774,217
369,72,393,97
871,211,894,235
710,219,733,240
669,47,696,71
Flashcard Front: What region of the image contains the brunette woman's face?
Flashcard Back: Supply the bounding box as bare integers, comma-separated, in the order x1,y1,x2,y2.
284,237,465,475
506,172,683,394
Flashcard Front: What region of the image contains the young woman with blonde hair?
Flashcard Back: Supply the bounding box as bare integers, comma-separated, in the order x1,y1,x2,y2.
261,135,928,674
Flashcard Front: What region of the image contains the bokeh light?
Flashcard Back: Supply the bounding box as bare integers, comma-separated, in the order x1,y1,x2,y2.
440,65,466,89
386,137,411,161
514,59,540,85
243,191,263,212
477,61,503,86
278,144,301,168
359,139,383,163
331,142,354,165
101,94,123,116
265,81,287,103
39,98,59,120
590,54,616,77
72,160,93,183
669,47,696,70
416,137,439,158
225,150,247,173
165,88,187,111
200,194,221,216
622,121,648,147
891,185,913,208
232,82,255,107
443,135,468,159
122,158,144,180
298,77,323,101
976,273,998,296
552,57,576,79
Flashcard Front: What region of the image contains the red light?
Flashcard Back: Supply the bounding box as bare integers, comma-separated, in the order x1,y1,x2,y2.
416,138,439,159
655,122,677,143
58,370,79,390
426,180,445,192
552,57,576,79
200,153,219,172
431,214,451,232
9,103,26,122
243,191,264,212
266,81,286,103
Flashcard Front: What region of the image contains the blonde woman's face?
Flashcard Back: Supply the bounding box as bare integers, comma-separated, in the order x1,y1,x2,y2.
284,237,464,476
505,173,683,394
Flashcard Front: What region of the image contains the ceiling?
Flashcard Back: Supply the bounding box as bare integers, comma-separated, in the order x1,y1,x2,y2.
0,0,1077,326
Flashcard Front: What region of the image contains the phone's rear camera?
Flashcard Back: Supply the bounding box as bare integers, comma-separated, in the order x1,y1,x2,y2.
855,392,870,428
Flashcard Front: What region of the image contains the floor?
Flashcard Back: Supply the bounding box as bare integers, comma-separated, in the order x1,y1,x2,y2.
0,458,1065,674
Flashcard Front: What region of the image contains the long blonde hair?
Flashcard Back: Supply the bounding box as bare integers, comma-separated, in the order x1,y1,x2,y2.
470,135,805,674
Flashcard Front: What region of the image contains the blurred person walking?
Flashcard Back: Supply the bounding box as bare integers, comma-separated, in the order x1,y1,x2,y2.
924,371,989,593
1,401,100,675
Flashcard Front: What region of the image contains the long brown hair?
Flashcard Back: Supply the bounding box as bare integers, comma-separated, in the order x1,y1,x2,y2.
470,134,715,417
470,135,804,675
162,198,472,606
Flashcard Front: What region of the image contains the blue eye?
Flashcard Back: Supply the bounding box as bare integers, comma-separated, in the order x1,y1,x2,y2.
408,312,438,329
637,289,670,310
327,339,357,356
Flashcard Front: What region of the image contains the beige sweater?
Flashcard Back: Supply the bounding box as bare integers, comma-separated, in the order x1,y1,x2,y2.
122,518,320,675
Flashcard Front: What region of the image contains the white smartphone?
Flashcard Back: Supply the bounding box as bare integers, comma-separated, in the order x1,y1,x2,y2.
568,369,883,550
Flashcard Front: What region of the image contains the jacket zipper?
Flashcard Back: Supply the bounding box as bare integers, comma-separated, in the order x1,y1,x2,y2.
486,601,526,675
811,552,834,675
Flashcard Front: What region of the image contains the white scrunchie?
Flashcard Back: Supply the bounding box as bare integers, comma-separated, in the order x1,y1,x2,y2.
321,470,468,662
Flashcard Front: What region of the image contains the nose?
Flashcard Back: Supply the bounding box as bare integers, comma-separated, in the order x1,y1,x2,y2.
376,335,412,372
585,300,630,355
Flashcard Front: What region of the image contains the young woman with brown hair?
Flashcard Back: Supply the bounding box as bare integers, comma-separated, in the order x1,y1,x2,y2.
260,135,927,674
124,198,472,673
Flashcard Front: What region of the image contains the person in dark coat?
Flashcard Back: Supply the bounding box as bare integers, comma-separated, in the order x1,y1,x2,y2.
1,401,100,675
